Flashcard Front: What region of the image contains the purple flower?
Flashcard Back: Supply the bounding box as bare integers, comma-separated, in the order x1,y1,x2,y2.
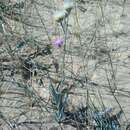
53,37,63,48
104,108,113,113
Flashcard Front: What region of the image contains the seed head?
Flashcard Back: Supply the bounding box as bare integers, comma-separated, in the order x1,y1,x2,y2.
53,10,67,22
63,0,74,12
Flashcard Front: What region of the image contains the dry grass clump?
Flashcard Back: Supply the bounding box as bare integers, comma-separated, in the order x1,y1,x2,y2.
0,0,130,130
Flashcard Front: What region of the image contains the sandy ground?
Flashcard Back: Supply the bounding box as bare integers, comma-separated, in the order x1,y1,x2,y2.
0,0,130,130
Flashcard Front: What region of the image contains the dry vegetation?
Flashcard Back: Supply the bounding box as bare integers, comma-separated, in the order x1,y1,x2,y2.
0,0,130,130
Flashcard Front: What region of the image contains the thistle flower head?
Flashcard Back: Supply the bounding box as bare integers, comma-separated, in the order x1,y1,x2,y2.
104,108,113,113
53,10,67,22
53,37,63,48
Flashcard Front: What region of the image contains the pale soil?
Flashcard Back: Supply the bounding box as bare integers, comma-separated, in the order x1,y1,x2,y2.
0,0,130,130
